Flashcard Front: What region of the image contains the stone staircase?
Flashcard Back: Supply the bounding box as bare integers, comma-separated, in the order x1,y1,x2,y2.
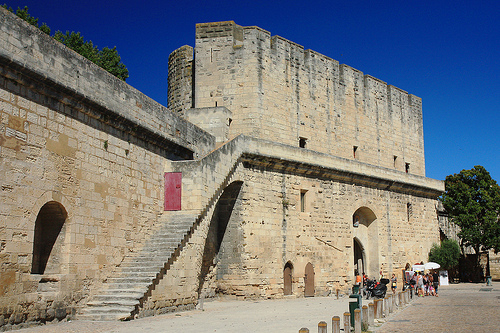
78,211,196,321
78,142,243,321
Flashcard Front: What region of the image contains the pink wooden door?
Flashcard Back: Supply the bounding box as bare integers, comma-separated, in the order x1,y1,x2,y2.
164,172,182,211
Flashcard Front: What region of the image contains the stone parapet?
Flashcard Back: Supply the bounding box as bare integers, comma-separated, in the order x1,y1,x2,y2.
0,7,214,159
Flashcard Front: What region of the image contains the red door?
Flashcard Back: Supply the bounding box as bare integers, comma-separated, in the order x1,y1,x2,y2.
164,172,182,211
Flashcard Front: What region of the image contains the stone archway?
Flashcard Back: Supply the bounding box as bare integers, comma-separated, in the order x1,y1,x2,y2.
31,201,67,274
283,261,293,295
197,181,243,295
304,262,315,297
353,238,365,275
352,207,378,278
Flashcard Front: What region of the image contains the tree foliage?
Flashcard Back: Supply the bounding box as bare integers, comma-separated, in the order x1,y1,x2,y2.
2,5,50,34
428,239,461,270
441,165,500,254
2,4,128,81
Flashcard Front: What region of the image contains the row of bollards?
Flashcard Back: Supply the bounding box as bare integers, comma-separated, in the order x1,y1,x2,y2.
299,289,413,332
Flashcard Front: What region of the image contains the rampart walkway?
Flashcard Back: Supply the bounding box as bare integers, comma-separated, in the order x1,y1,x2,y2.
16,282,499,332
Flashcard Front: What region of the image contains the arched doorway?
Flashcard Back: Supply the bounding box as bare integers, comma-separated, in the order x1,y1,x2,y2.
284,262,293,295
304,262,315,297
352,207,378,278
197,181,243,295
354,238,365,274
31,201,67,274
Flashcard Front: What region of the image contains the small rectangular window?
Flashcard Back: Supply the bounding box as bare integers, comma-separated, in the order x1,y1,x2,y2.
394,156,398,168
300,190,307,212
405,163,410,173
353,146,358,159
299,137,307,148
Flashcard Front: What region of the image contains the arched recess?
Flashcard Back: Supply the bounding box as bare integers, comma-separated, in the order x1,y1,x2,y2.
197,181,243,295
353,237,365,275
352,206,379,278
283,261,293,295
31,201,67,274
304,262,315,297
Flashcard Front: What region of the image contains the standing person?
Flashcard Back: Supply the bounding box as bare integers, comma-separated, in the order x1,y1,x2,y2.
355,270,362,286
423,273,429,296
432,270,440,297
390,273,397,293
417,272,424,296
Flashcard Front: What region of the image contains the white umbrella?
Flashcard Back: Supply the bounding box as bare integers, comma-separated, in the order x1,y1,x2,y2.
424,262,440,270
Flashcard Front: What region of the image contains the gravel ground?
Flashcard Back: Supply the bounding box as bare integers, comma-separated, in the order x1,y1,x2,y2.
375,282,500,332
14,282,499,333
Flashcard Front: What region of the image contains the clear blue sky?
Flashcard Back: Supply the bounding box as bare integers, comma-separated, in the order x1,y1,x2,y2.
4,0,499,182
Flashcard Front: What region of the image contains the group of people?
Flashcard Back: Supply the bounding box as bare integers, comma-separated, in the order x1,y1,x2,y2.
355,269,440,298
408,270,440,297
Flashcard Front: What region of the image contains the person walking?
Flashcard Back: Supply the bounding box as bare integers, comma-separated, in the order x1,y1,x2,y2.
391,273,397,293
432,270,440,297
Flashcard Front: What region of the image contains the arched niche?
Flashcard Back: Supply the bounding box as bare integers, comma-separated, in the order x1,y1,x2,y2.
31,201,67,274
197,181,243,295
352,206,379,278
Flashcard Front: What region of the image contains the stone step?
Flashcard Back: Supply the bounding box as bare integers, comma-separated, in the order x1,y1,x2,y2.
98,288,145,296
106,276,154,284
120,266,161,274
101,282,152,290
92,293,143,303
88,298,138,307
79,306,133,321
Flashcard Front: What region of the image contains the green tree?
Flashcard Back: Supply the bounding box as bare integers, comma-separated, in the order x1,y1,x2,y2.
97,46,129,81
428,239,461,270
2,5,50,34
441,165,500,255
2,4,128,81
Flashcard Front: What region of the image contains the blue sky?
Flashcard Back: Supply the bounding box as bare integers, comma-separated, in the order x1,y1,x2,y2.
4,0,499,182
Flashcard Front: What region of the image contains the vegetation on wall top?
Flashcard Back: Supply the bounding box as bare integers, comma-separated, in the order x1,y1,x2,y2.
1,5,129,81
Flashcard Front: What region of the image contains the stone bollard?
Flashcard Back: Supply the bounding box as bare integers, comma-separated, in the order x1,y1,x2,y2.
377,299,383,319
354,308,361,333
383,296,389,317
391,293,396,313
299,328,309,333
362,305,368,327
343,312,350,333
318,321,327,333
368,302,374,326
373,299,379,319
398,292,402,307
332,316,341,333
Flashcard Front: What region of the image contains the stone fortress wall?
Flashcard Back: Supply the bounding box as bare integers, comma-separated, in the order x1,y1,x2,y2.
0,10,447,326
169,21,425,176
0,7,214,324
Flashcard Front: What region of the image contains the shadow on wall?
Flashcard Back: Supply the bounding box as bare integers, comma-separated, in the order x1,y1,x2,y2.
197,181,243,295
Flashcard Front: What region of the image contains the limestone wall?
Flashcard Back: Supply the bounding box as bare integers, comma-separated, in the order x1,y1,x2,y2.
147,157,439,308
169,21,426,176
0,8,214,160
207,162,439,297
0,8,215,325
